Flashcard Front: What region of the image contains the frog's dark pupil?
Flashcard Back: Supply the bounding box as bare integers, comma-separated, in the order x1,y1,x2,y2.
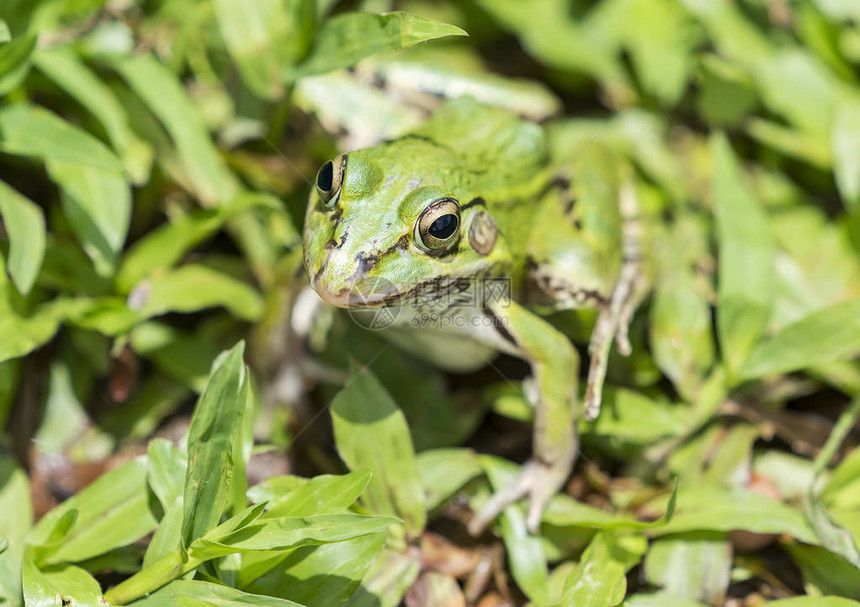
317,161,333,192
429,214,458,239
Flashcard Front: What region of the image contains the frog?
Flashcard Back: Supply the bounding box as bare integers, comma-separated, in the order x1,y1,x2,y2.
302,97,648,534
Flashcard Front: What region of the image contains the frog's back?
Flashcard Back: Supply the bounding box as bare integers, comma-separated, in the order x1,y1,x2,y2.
406,98,551,203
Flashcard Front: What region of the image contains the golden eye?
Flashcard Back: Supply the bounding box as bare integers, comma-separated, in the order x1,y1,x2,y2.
316,155,347,208
415,197,461,254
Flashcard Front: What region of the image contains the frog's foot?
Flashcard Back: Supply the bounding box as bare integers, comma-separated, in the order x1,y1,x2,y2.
468,457,571,536
583,183,647,422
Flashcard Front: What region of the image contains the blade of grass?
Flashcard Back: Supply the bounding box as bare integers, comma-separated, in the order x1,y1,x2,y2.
0,179,45,295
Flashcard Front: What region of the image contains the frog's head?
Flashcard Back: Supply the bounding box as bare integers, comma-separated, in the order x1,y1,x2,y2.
303,141,509,308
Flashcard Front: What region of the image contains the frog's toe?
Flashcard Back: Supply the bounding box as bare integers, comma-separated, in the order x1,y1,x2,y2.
583,384,603,422
615,325,633,356
468,459,569,536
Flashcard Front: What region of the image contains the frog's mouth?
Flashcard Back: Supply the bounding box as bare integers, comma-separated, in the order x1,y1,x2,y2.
310,279,403,309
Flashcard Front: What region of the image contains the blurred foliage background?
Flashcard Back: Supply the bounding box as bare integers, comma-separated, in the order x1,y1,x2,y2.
1,0,860,606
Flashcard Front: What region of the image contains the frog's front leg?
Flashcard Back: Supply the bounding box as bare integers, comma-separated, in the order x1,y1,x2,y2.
583,182,649,421
468,300,579,535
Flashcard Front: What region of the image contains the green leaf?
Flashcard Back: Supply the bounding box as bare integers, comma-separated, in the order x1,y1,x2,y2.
0,179,45,295
182,341,248,549
583,388,690,447
129,322,229,392
804,397,860,568
0,104,130,272
288,11,467,80
767,599,860,607
741,298,860,380
22,561,104,607
621,0,695,105
416,448,482,512
110,54,238,206
0,104,124,171
147,438,187,511
833,101,860,210
785,543,860,599
472,0,631,102
116,194,279,293
38,237,111,296
46,159,130,275
711,132,775,380
243,533,387,606
702,424,759,487
331,364,426,540
654,487,817,542
0,359,18,428
649,219,714,401
0,261,77,363
823,448,860,510
0,455,33,606
562,530,647,607
34,46,153,184
33,360,89,455
238,470,373,586
0,33,36,96
213,0,315,99
143,499,183,568
189,513,398,560
696,55,757,126
27,458,157,565
133,264,264,322
544,480,676,530
624,594,710,607
116,580,304,607
643,532,731,605
480,456,549,605
345,548,420,607
256,470,372,518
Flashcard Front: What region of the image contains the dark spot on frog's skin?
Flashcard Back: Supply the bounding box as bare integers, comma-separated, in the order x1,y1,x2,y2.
348,233,413,282
380,234,409,255
524,258,607,308
461,196,486,211
313,261,328,285
355,250,380,275
325,229,349,250
483,305,518,346
385,222,391,229
330,207,343,222
536,175,571,202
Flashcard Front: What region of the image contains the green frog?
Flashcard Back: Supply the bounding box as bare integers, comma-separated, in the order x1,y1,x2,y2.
303,98,648,534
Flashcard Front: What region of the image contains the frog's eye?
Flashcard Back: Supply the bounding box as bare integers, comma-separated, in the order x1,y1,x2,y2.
415,197,461,254
316,155,347,208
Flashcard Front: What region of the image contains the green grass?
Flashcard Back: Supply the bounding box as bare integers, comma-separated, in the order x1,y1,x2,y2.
1,0,860,606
